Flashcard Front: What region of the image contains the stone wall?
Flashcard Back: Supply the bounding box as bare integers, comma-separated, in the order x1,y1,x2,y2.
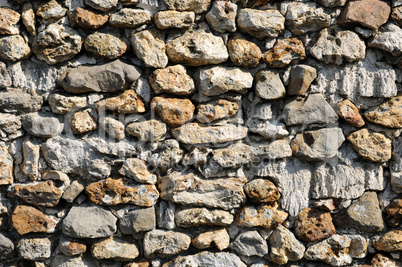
0,0,402,266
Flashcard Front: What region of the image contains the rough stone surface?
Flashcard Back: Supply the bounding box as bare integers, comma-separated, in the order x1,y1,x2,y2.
374,230,402,252
0,233,15,260
119,207,156,234
126,120,167,142
244,179,280,203
13,181,62,207
386,196,402,227
84,32,127,60
131,29,168,69
0,113,22,141
364,96,402,128
295,207,336,242
0,35,30,62
59,238,87,256
236,202,288,228
368,23,402,56
255,70,285,99
162,251,246,267
17,237,51,261
227,36,261,67
149,65,195,95
0,8,19,34
205,1,237,33
337,99,365,127
119,158,156,184
109,8,151,28
143,230,191,258
99,116,125,140
91,236,139,261
269,225,305,265
237,8,285,39
263,38,306,68
36,0,66,20
230,231,268,257
0,145,14,185
12,205,59,235
70,109,97,134
96,89,145,115
197,99,239,123
151,96,195,127
154,11,195,29
175,207,233,227
163,0,211,14
49,93,87,115
85,0,118,11
22,112,63,138
192,229,230,250
69,7,108,29
288,65,317,96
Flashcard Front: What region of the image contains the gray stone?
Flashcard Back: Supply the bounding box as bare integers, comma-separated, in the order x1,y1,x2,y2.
17,237,51,261
51,254,99,267
0,88,43,114
0,35,31,62
36,0,67,20
269,225,305,265
131,29,168,69
210,142,254,169
91,236,139,261
119,158,157,184
119,207,156,234
149,139,183,171
99,116,125,140
230,231,268,257
255,70,286,100
252,139,293,160
21,112,63,138
109,8,152,28
21,139,40,180
163,0,211,14
84,32,127,60
154,11,195,29
62,180,85,203
175,207,234,227
206,1,237,33
48,93,87,115
163,251,247,267
288,65,317,95
144,229,191,258
85,0,118,11
0,233,14,260
0,113,22,141
126,119,167,142
368,23,402,56
237,8,285,39
85,134,137,158
0,61,11,88
157,201,176,230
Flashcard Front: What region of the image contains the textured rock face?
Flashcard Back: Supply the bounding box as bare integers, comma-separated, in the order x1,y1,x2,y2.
126,120,167,142
206,1,237,33
0,8,20,35
109,8,151,28
374,230,402,252
337,99,365,127
149,65,195,95
163,252,246,267
231,230,268,257
84,32,127,60
263,38,306,68
368,23,402,56
295,207,336,242
12,205,59,235
0,145,14,185
0,35,31,62
227,36,261,67
255,70,285,100
91,236,139,261
144,230,191,258
237,8,285,39
192,229,229,250
175,207,233,227
288,65,317,96
131,29,168,69
197,99,239,123
269,225,305,265
13,181,62,207
22,112,64,138
163,0,211,14
17,237,51,261
69,7,108,29
154,11,195,29
236,202,288,228
364,96,402,128
151,97,195,127
244,179,280,203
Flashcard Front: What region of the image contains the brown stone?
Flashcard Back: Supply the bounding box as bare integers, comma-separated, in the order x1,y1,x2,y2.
69,7,109,29
197,99,239,123
84,32,127,60
125,260,150,267
149,65,195,96
338,0,391,30
263,38,306,68
22,3,36,36
391,6,402,26
0,145,13,185
314,199,336,212
0,8,20,35
227,36,261,67
236,202,288,229
374,230,402,252
12,181,63,207
337,99,365,127
244,179,280,203
295,207,336,242
192,229,230,250
36,0,66,20
95,90,145,115
151,97,195,127
12,205,59,235
126,120,167,142
119,158,157,184
60,239,87,256
364,96,402,128
386,196,402,227
370,254,402,267
287,65,317,96
70,109,97,134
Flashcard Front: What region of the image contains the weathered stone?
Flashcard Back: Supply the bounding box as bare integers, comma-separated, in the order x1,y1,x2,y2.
33,24,82,65
96,90,145,115
109,8,151,28
255,70,286,99
166,30,228,66
0,35,31,62
247,104,289,139
337,99,365,127
236,202,288,229
131,29,168,69
62,180,84,203
288,65,317,96
175,207,233,227
338,0,391,30
310,27,366,65
70,109,97,134
119,158,156,184
374,230,402,252
59,60,141,93
269,225,305,265
69,7,108,29
42,170,69,182
0,7,19,34
392,6,402,26
17,237,51,261
163,0,211,14
252,139,292,160
13,181,62,207
263,38,306,68
364,96,402,128
22,112,63,138
91,237,139,261
154,11,195,29
197,99,239,123
368,23,402,56
192,229,230,250
386,196,402,227
22,3,36,36
0,113,22,141
62,204,117,238
21,139,40,180
0,88,43,114
347,129,392,163
0,61,11,88
85,0,118,11
227,36,261,67
237,8,285,39
151,96,195,127
231,231,268,257
99,116,125,140
163,251,246,267
49,94,87,115
244,179,280,203
119,207,156,234
316,0,347,7
148,139,183,170
206,1,237,33
59,238,87,256
159,171,247,210
50,254,99,267
295,207,336,242
0,233,14,260
12,205,59,235
84,32,127,60
149,65,195,95
370,254,402,267
211,142,253,169
143,230,191,258
126,120,167,142
36,0,67,20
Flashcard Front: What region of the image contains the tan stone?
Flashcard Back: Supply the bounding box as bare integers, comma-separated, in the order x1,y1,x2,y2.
91,236,139,261
175,208,233,228
21,139,40,180
227,36,261,67
391,6,402,26
95,90,145,115
12,205,59,235
236,202,288,229
126,120,167,142
60,239,87,256
22,3,36,36
374,230,402,252
69,7,108,29
131,29,168,69
0,8,20,35
149,65,195,95
13,181,62,207
295,207,336,242
84,32,127,60
119,158,157,184
36,0,66,20
70,109,97,134
370,254,402,267
144,229,191,258
154,11,195,29
62,180,84,203
338,99,365,127
263,38,306,68
0,145,13,185
364,96,402,128
269,225,305,265
48,93,87,115
197,99,239,123
109,8,152,28
163,0,211,14
99,116,125,140
192,229,230,250
124,260,150,267
0,35,31,62
244,179,280,203
151,96,195,127
386,196,402,227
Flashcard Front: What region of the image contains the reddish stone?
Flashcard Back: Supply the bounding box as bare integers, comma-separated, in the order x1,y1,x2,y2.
151,97,195,127
337,99,365,127
60,240,87,256
263,38,306,68
12,180,63,207
12,205,59,235
295,207,336,242
69,7,108,29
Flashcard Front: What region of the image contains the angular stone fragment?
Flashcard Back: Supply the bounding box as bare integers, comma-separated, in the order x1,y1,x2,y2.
12,205,59,235
0,61,11,88
269,225,305,265
36,0,67,20
0,233,15,260
244,179,280,203
231,231,268,257
370,254,402,267
0,35,31,62
263,38,306,68
49,94,87,115
197,99,239,123
192,229,230,250
59,238,87,256
206,1,237,33
22,112,63,138
126,120,167,142
149,65,195,95
17,237,51,261
392,6,402,26
99,116,125,140
166,30,228,66
175,207,233,227
364,96,402,128
288,65,317,96
163,251,246,267
85,0,118,11
144,230,191,258
69,7,108,29
163,0,211,14
0,88,43,114
62,180,84,203
84,32,127,60
21,139,40,180
155,11,195,29
0,8,20,35
22,3,36,36
374,230,402,252
295,207,336,242
70,109,97,134
236,202,288,229
368,23,402,56
91,237,139,261
119,158,157,184
13,181,62,207
109,8,151,28
96,90,145,115
386,196,402,227
119,207,156,234
337,99,365,127
131,29,168,69
237,8,285,39
255,70,286,99
148,139,183,170
227,36,261,67
151,96,195,127
0,113,22,141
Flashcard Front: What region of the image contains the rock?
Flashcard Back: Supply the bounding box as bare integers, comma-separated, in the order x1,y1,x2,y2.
62,204,117,238
0,7,19,34
283,93,338,126
236,202,288,229
252,139,293,160
85,0,118,11
84,32,127,60
205,1,237,33
12,181,62,207
50,254,99,267
12,205,59,235
269,225,305,265
316,0,347,7
151,96,195,127
0,35,31,62
237,8,285,39
231,231,268,257
386,196,402,227
263,38,306,68
310,27,366,65
337,99,365,127
154,10,195,29
119,158,156,184
338,0,391,30
70,109,97,134
368,23,402,56
285,2,331,35
95,90,145,115
148,139,183,170
295,207,336,242
315,199,336,211
175,207,233,227
0,88,43,114
17,237,51,261
291,128,345,161
166,30,228,66
143,230,191,258
347,129,392,163
21,139,40,180
62,180,85,203
69,7,108,29
0,113,22,141
255,70,286,99
163,252,246,267
0,61,11,88
59,60,141,93
392,6,402,26
334,191,385,233
370,254,402,267
159,171,247,210
374,230,402,252
59,238,87,256
21,112,63,138
91,237,139,261
22,3,35,36
244,179,280,203
0,233,14,260
131,29,168,69
288,65,317,96
109,8,151,28
36,0,67,20
192,229,230,250
157,201,176,230
49,93,87,115
126,120,167,142
163,0,211,14
99,116,125,140
197,99,239,123
227,36,261,67
119,207,156,234
149,65,195,95
33,24,82,65
364,96,402,128
86,178,159,206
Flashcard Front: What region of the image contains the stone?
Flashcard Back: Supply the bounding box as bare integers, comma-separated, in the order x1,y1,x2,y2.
109,8,151,28
99,116,125,140
175,207,233,227
163,251,246,267
51,254,99,267
231,231,268,257
316,0,347,7
95,90,145,115
62,180,85,203
0,7,19,34
0,61,11,88
364,96,402,128
244,179,280,203
85,135,137,159
91,237,139,261
310,27,366,65
269,225,305,265
154,11,195,29
337,99,365,127
151,96,195,127
347,129,392,163
119,207,156,234
368,23,402,56
0,233,14,260
237,8,285,39
33,24,82,65
283,93,338,126
84,32,127,60
0,35,31,62
197,99,239,123
192,229,230,250
374,230,402,251
62,204,117,238
59,238,87,256
172,123,248,144
236,202,288,229
0,113,22,141
285,2,331,35
48,94,87,115
70,109,97,134
334,191,385,233
149,65,195,96
21,112,63,138
59,60,141,93
206,1,237,33
119,158,156,184
22,3,36,36
295,207,336,242
263,38,306,68
255,70,286,99
126,120,167,142
21,139,40,180
17,237,51,261
12,205,59,235
131,29,168,69
13,181,62,207
0,88,43,114
148,139,183,170
85,0,118,11
370,254,402,267
288,65,317,96
166,30,228,66
69,7,108,29
36,0,67,20
143,230,191,258
159,171,247,210
392,6,402,26
163,0,211,14
252,139,293,160
227,36,261,67
386,196,402,227
338,0,391,30
86,178,159,206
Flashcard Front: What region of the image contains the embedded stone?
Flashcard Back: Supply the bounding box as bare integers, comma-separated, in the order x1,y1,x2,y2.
48,93,87,115
109,8,151,28
148,139,183,170
236,202,288,229
17,237,51,261
287,65,317,96
205,1,237,33
91,236,139,261
368,23,402,56
22,3,36,36
85,0,118,12
59,238,87,256
197,99,239,123
154,11,195,29
175,207,233,227
192,229,230,250
392,6,402,26
119,158,157,184
227,36,261,67
163,0,211,14
50,254,99,267
0,113,22,141
255,70,286,99
163,252,246,267
21,139,40,180
12,205,59,235
370,254,402,267
13,181,62,207
62,180,85,203
237,8,285,39
316,0,347,7
244,179,280,203
84,32,127,60
0,233,15,260
70,109,97,134
149,65,195,95
151,96,195,127
21,112,63,138
0,35,31,62
295,207,336,242
337,99,365,127
143,230,191,258
252,139,293,160
131,29,168,69
95,89,145,115
364,96,402,128
0,145,13,186
119,207,156,234
230,231,268,257
269,225,305,265
263,38,306,68
0,61,11,88
126,120,167,142
36,0,67,20
68,7,108,29
374,230,402,252
385,196,402,227
99,116,125,140
0,88,43,114
0,7,20,35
